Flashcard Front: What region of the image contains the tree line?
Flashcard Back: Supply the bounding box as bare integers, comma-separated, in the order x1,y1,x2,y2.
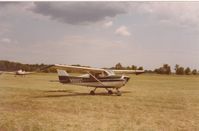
111,62,143,70
0,60,198,75
111,63,198,75
153,64,198,75
0,60,56,72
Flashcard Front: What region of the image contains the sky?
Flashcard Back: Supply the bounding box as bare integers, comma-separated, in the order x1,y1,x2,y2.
0,2,199,70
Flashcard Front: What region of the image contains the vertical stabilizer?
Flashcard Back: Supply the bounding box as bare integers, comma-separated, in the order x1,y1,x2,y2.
57,69,70,83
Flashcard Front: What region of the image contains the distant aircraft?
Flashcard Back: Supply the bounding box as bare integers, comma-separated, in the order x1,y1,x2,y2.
1,69,35,76
51,64,144,96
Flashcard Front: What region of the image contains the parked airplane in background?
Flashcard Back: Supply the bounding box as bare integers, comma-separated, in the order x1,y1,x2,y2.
1,69,35,76
51,64,144,96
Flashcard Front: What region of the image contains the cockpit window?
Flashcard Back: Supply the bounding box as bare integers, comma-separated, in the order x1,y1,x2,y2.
106,70,115,76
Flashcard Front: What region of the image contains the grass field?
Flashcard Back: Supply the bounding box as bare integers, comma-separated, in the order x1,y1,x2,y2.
0,73,199,131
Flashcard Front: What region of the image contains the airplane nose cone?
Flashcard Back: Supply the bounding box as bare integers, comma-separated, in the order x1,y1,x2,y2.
122,75,130,82
124,76,130,82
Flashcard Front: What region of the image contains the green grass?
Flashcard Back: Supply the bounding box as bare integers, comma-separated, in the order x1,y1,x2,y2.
0,73,199,131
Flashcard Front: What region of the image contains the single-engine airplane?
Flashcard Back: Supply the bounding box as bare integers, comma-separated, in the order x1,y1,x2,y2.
51,64,144,96
1,69,35,76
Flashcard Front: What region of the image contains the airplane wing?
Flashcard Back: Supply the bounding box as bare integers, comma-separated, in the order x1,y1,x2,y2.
25,71,36,74
53,64,107,74
87,71,104,86
0,71,15,74
52,64,145,75
0,71,35,75
111,69,145,75
22,72,36,75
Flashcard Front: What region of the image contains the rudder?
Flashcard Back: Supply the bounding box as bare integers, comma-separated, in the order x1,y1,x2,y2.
57,69,71,83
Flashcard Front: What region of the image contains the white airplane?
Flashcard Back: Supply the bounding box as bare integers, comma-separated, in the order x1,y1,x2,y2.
51,64,144,96
1,69,35,76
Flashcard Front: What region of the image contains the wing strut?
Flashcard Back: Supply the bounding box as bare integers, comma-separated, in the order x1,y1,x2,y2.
87,72,104,86
87,72,114,95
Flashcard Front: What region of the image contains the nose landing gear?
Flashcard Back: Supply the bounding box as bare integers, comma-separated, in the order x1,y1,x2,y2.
89,87,121,96
116,88,121,96
108,90,113,95
89,88,97,95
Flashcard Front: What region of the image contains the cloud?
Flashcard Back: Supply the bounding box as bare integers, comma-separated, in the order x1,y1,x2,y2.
0,2,18,7
2,2,199,30
130,2,199,29
0,2,32,10
1,38,11,43
0,23,11,35
30,2,127,25
115,26,131,36
104,21,113,27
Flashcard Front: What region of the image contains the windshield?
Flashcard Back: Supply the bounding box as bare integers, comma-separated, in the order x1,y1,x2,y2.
106,70,115,76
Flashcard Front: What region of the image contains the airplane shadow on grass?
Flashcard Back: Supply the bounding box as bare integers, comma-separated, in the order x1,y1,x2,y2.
34,90,131,98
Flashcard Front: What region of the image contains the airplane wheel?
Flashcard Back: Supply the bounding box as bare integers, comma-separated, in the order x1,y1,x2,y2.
108,90,113,95
90,90,95,95
116,92,122,96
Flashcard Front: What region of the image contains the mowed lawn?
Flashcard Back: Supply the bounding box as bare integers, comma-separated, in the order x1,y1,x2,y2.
0,73,199,131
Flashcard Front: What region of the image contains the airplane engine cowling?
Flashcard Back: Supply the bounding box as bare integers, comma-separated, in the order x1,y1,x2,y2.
121,75,130,83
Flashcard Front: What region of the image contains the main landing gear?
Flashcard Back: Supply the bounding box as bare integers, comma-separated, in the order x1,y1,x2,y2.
90,90,95,95
90,88,97,95
105,88,113,95
116,88,121,96
89,88,121,96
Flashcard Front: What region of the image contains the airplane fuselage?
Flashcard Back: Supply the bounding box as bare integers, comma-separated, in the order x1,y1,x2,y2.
59,75,129,88
56,68,132,95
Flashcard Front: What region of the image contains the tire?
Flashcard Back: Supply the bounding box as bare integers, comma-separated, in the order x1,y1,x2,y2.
116,92,122,96
108,90,113,95
90,90,95,95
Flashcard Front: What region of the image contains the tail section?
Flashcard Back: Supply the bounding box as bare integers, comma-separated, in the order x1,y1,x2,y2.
57,69,71,83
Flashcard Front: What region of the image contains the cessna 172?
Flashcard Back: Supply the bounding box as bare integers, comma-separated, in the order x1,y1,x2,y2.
1,69,35,76
51,64,144,96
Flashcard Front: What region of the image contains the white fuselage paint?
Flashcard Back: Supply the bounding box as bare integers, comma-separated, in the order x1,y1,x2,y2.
64,80,126,88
